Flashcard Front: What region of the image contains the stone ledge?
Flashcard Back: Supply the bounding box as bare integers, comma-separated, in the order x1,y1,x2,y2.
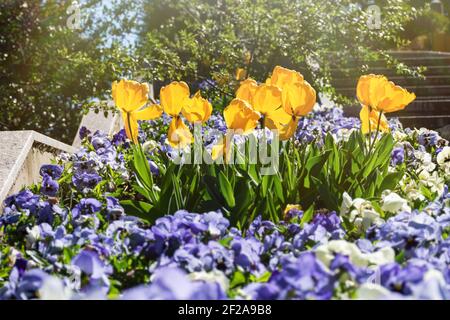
0,131,76,205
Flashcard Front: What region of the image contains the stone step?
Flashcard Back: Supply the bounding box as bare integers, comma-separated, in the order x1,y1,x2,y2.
395,115,450,130
347,55,450,68
336,85,450,98
343,99,450,117
0,131,75,207
331,65,450,78
332,75,450,88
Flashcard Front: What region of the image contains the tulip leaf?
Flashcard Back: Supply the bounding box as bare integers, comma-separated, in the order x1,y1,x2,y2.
218,171,235,208
120,200,153,223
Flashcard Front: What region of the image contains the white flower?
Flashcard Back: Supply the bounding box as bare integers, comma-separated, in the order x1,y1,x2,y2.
436,146,450,166
26,225,41,248
39,276,72,300
315,240,395,268
392,130,408,142
355,283,393,300
188,270,230,292
381,191,411,213
414,150,436,172
341,193,384,232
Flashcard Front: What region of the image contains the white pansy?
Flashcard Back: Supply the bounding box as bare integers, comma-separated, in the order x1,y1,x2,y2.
418,170,444,195
25,225,41,248
315,240,395,268
436,146,450,166
414,150,436,172
39,276,72,300
392,130,408,142
340,193,384,232
381,191,411,213
400,178,425,202
188,270,230,292
355,283,392,300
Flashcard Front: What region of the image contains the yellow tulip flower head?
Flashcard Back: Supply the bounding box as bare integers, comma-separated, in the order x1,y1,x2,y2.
224,99,260,134
167,117,193,148
112,79,149,113
251,84,292,129
357,74,415,114
112,79,163,143
211,136,232,163
359,105,390,135
377,81,416,113
266,66,304,89
182,91,212,123
356,74,388,110
236,78,258,102
277,117,300,141
281,81,316,118
160,81,190,117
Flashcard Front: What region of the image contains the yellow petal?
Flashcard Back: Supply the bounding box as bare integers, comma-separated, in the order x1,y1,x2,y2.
224,99,260,134
121,112,139,143
236,78,258,103
160,81,190,117
134,104,163,121
267,66,304,89
211,137,232,163
278,117,299,141
112,79,149,113
167,117,193,148
265,107,292,130
378,81,416,113
182,91,212,123
252,84,282,115
360,105,390,134
357,74,388,110
281,81,316,117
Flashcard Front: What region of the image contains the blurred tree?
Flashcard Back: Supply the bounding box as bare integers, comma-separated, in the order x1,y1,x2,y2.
137,0,422,104
0,0,139,143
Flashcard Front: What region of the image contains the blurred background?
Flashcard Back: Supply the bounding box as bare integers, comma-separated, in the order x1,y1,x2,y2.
1,0,449,143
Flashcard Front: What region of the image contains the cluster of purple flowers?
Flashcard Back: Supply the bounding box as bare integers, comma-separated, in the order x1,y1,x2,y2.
0,103,449,300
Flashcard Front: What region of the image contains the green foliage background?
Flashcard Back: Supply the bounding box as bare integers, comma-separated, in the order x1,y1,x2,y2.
0,0,439,142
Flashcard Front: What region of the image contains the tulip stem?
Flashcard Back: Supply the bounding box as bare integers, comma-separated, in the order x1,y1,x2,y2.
367,107,372,154
369,111,384,154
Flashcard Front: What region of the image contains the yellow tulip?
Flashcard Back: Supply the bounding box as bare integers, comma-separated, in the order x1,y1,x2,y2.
277,117,299,141
112,79,149,113
182,91,212,123
360,105,390,135
282,81,316,117
266,66,304,89
236,78,258,102
377,81,416,113
223,99,260,134
160,81,190,117
167,117,193,148
112,79,163,143
252,84,292,130
357,74,415,114
211,137,232,163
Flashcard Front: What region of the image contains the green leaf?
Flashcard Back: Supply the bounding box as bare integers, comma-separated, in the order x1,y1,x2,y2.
300,204,314,226
230,271,247,288
218,171,235,208
120,200,153,223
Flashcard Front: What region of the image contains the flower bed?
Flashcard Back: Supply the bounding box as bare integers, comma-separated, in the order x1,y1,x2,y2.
0,67,449,300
